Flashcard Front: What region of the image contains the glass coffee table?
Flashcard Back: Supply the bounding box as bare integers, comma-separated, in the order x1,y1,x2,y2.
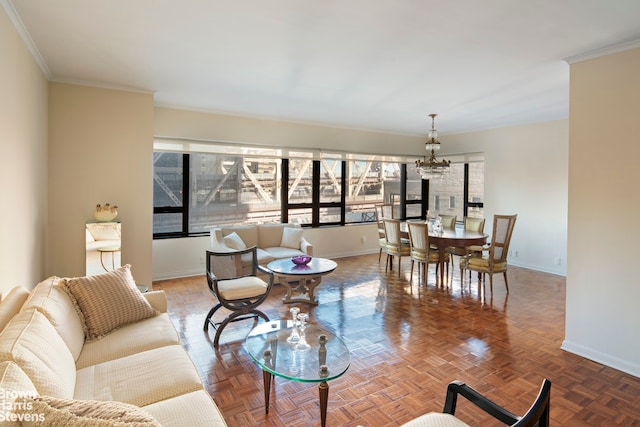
267,258,337,305
244,320,350,427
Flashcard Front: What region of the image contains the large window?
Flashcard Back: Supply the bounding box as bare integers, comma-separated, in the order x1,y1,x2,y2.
153,143,483,237
426,162,484,221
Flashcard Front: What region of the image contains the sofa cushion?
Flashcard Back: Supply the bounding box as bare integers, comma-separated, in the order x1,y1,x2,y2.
76,313,180,369
16,396,161,427
400,412,470,427
0,286,30,334
255,248,274,264
222,225,258,248
143,390,228,427
63,265,158,341
21,276,85,361
0,309,76,399
258,224,284,248
223,232,246,250
0,361,38,427
280,227,303,249
263,247,306,260
74,345,203,407
217,277,268,300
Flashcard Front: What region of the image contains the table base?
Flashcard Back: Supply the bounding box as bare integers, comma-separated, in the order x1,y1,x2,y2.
278,275,323,305
262,370,330,427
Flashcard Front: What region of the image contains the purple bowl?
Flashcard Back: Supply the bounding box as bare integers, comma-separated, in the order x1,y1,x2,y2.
291,255,312,266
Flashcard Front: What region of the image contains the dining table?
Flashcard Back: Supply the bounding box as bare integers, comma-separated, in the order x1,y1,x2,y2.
401,221,488,285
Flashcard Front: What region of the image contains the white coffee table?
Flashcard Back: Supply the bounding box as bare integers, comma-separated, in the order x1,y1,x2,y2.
267,258,337,305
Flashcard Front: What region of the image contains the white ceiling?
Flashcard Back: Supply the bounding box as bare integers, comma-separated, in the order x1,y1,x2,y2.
5,0,640,135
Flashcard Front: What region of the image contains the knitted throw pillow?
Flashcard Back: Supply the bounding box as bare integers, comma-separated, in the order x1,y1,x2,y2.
63,265,157,341
15,395,161,426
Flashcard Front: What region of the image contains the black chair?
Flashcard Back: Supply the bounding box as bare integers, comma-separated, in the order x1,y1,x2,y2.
203,246,274,346
401,379,551,427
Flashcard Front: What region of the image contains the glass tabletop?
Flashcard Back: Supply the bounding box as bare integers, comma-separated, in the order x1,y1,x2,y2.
267,258,337,276
244,320,350,383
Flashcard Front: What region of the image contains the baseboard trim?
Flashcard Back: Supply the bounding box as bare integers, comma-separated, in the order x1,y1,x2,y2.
561,339,639,378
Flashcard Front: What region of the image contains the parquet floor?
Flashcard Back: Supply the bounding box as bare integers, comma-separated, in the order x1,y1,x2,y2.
153,254,640,426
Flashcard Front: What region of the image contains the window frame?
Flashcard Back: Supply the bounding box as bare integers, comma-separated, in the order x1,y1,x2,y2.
153,148,483,238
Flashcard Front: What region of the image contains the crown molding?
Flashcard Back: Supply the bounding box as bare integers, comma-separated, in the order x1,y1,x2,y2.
1,0,51,79
564,38,640,64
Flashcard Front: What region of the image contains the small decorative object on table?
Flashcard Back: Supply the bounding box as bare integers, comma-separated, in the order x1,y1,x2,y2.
291,255,312,266
94,203,118,222
287,307,301,343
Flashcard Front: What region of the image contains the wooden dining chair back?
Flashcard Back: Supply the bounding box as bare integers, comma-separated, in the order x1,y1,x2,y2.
461,214,517,293
407,221,441,284
204,246,274,346
374,204,390,263
401,378,551,427
383,219,410,277
439,214,457,230
464,217,486,233
449,217,486,268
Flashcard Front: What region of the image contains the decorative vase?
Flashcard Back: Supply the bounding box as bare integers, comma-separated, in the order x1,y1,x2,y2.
94,203,118,222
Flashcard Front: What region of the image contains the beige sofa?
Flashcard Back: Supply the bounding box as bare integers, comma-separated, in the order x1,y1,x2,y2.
210,223,313,264
0,266,226,426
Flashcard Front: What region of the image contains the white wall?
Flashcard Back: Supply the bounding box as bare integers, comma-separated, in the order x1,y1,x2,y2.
0,6,48,294
443,120,568,276
48,83,155,286
564,48,640,377
152,107,568,280
152,224,380,280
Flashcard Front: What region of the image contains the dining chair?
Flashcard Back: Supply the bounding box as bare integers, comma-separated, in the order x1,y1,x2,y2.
401,378,551,427
204,246,274,346
383,218,410,278
448,216,486,270
374,204,393,263
407,221,443,285
438,214,457,230
460,214,517,293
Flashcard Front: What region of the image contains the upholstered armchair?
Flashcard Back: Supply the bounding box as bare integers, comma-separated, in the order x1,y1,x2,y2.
401,379,550,427
204,246,274,346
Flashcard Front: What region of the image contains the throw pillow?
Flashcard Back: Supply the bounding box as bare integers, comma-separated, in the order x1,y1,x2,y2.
0,286,30,333
280,227,303,250
15,396,161,427
223,232,246,250
62,265,158,341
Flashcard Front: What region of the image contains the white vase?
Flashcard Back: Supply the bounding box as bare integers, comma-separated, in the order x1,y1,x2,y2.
94,204,118,222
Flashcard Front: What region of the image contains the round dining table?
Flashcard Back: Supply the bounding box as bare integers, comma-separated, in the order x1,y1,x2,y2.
401,223,488,285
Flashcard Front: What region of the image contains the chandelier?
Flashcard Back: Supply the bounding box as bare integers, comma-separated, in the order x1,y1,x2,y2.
415,113,451,179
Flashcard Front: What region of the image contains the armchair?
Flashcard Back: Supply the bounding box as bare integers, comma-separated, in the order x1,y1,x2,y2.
401,379,551,427
204,246,274,346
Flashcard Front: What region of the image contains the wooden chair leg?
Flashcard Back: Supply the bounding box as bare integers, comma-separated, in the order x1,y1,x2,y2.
410,259,414,282
503,271,509,293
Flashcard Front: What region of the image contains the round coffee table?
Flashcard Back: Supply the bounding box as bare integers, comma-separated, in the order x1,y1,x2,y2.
244,320,350,427
267,258,337,305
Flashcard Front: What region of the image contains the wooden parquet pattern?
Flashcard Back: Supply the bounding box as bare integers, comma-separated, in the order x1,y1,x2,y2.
153,254,640,426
